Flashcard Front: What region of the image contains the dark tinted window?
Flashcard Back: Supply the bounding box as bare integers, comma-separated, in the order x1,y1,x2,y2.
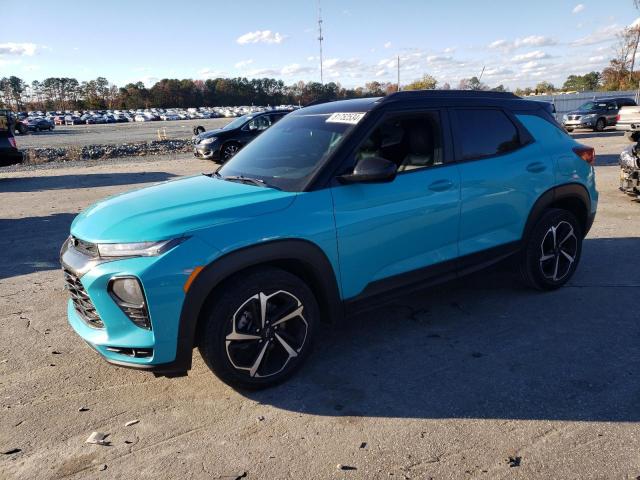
270,113,287,124
454,109,520,160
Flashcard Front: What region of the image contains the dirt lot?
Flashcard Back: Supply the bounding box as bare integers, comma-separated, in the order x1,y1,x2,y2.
0,132,639,479
15,118,232,149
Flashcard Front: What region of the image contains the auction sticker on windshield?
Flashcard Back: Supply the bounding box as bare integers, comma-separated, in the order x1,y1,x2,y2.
326,112,366,124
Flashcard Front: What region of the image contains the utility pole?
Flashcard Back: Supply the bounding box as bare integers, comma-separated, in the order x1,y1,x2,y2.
318,0,324,84
397,56,401,92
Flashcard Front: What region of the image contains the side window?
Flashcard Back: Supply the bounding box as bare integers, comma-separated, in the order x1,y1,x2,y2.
270,113,286,124
248,115,272,131
354,112,443,172
608,103,617,110
453,109,521,160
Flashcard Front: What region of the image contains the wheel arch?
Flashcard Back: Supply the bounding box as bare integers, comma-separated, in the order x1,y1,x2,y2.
173,239,343,372
523,183,592,241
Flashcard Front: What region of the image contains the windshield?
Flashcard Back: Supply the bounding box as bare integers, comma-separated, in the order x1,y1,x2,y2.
579,101,608,111
222,114,253,130
218,112,358,191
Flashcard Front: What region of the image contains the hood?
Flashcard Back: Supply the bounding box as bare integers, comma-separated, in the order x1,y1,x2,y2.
71,175,296,243
195,128,226,142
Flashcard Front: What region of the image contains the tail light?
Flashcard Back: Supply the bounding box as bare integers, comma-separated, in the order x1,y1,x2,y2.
616,114,621,122
8,137,16,148
573,145,595,165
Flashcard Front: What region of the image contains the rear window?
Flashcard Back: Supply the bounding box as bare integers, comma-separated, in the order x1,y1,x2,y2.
453,109,521,160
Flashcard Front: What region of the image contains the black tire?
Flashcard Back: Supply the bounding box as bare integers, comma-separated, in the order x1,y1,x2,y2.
520,208,583,291
221,142,241,162
198,267,319,390
565,127,574,133
594,118,605,132
193,125,205,135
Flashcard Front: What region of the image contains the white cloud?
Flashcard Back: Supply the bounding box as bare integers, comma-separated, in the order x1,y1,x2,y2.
384,41,392,49
0,42,38,56
237,30,286,45
280,63,315,76
199,68,226,79
489,39,510,50
572,4,585,14
234,59,254,69
570,24,620,46
512,50,552,62
519,35,556,47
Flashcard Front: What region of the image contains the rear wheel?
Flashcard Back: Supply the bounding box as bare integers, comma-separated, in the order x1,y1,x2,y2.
520,209,582,290
198,268,319,390
594,118,605,132
565,127,574,133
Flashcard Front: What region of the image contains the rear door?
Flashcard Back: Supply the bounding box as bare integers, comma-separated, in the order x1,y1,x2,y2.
452,108,554,258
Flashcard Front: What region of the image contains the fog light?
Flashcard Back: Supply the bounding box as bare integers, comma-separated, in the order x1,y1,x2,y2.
109,277,151,330
111,277,144,306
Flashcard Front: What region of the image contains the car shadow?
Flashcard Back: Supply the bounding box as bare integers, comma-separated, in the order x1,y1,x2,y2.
596,154,620,166
0,171,177,193
0,213,76,280
570,131,624,139
247,237,640,422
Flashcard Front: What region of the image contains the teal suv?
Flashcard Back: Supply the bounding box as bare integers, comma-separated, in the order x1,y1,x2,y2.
61,91,598,389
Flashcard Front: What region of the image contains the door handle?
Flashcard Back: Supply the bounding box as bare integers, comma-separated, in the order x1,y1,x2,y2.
428,179,454,192
526,162,547,173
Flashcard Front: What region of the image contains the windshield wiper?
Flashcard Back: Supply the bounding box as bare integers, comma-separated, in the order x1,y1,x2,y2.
214,171,273,188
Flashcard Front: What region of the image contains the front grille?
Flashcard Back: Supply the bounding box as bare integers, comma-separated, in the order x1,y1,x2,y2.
72,236,98,257
63,268,104,328
569,115,581,121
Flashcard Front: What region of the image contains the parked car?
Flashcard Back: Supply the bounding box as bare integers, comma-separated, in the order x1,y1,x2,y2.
614,104,640,136
192,109,292,162
0,110,23,166
26,117,54,132
65,115,83,125
53,115,66,125
619,140,640,198
562,97,636,132
60,90,598,389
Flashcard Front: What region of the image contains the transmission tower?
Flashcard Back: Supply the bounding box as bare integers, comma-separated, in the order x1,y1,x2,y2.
318,1,324,84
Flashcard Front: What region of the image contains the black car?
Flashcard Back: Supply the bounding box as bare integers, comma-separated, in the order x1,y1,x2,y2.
26,117,54,132
562,97,636,132
192,109,292,162
0,110,24,166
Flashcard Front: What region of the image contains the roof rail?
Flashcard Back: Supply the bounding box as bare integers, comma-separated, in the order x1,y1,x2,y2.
379,89,519,104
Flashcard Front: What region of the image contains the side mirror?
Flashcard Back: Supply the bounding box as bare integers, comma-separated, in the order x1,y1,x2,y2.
338,156,397,184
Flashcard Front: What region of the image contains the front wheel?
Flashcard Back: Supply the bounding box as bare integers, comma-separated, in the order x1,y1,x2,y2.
221,142,240,162
198,268,319,390
520,209,583,290
565,127,574,132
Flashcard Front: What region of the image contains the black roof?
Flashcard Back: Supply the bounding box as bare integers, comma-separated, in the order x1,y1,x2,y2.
296,90,546,116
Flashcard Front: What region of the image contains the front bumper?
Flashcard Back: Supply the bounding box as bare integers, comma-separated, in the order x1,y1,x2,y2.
60,236,214,375
193,143,220,159
563,118,596,129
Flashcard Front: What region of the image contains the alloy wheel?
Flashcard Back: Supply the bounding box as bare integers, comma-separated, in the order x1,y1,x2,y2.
539,220,578,282
223,144,239,160
225,290,308,378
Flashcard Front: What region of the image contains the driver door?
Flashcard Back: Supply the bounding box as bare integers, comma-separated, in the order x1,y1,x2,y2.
331,110,461,301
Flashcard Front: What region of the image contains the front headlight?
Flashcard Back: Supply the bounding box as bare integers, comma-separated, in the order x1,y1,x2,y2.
200,137,218,145
562,114,568,121
98,237,187,258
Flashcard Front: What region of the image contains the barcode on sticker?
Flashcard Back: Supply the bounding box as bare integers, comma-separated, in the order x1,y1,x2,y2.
326,112,366,124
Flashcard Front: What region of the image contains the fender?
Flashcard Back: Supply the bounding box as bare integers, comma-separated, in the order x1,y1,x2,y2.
169,239,343,374
523,183,593,240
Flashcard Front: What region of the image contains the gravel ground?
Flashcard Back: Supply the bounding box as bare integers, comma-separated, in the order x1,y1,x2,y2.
0,131,639,479
15,118,232,149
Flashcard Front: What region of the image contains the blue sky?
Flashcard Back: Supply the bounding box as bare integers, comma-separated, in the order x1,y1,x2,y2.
1,0,639,89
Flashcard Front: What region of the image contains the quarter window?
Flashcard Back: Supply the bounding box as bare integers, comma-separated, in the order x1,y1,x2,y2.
453,109,521,160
